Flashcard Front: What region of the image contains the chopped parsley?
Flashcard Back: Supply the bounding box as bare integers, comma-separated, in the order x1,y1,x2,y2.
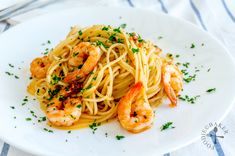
158,36,163,39
68,130,71,134
182,62,190,68
76,104,82,108
25,118,32,121
59,95,65,101
47,40,51,44
113,27,121,33
183,74,196,83
206,88,216,93
207,68,211,72
14,75,19,79
8,63,14,68
30,110,37,118
22,96,29,105
43,128,53,133
38,116,46,123
117,38,124,43
78,30,83,35
181,69,188,76
5,71,13,76
190,43,195,48
89,121,101,134
166,53,173,59
175,54,180,58
43,48,50,55
78,64,83,69
132,48,139,54
179,95,200,104
119,23,127,29
160,122,175,131
116,135,125,140
96,41,108,48
10,106,15,109
129,32,135,37
48,88,60,100
86,84,93,90
108,34,116,42
51,75,61,85
102,26,109,31
138,35,144,42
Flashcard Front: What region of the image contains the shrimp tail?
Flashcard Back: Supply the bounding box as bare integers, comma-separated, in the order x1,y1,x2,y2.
164,84,177,107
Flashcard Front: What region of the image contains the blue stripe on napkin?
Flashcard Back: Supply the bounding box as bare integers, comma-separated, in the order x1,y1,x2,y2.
127,0,134,7
189,0,207,30
158,0,168,13
0,143,10,156
221,0,235,23
209,129,225,156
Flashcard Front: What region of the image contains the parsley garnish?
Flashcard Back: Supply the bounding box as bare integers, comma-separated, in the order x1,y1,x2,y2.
190,43,195,48
38,116,46,123
138,35,144,42
113,27,121,33
158,36,163,39
43,128,53,133
160,122,175,131
47,40,51,44
10,106,15,109
48,88,60,100
102,26,109,31
25,118,32,121
206,88,216,93
120,23,127,29
109,34,116,42
89,121,101,134
167,53,173,59
5,71,13,76
30,110,37,118
51,75,61,85
116,135,125,140
96,41,108,48
78,30,83,35
183,74,196,83
179,95,200,104
132,48,139,54
8,63,14,68
117,38,124,43
76,104,82,108
182,62,190,68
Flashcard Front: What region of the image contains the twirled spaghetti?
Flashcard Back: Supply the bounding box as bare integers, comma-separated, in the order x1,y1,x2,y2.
27,25,182,131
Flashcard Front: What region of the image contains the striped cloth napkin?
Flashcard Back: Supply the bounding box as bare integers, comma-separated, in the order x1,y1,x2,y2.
0,0,235,156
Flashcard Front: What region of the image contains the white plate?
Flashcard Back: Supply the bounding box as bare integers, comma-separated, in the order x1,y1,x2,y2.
0,7,235,156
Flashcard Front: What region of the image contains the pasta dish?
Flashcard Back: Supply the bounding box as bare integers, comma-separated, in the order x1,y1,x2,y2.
27,25,183,133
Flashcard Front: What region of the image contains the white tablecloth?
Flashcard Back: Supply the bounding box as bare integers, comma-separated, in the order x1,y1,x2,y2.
0,0,235,156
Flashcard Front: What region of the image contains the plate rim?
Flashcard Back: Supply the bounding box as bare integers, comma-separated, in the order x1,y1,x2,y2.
0,6,235,156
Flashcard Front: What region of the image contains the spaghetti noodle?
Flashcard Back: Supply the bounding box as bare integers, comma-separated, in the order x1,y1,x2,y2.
27,25,182,132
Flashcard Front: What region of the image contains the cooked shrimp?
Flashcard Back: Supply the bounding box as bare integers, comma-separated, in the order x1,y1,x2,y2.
46,97,82,126
162,63,183,107
30,56,51,79
118,82,154,133
64,42,101,83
